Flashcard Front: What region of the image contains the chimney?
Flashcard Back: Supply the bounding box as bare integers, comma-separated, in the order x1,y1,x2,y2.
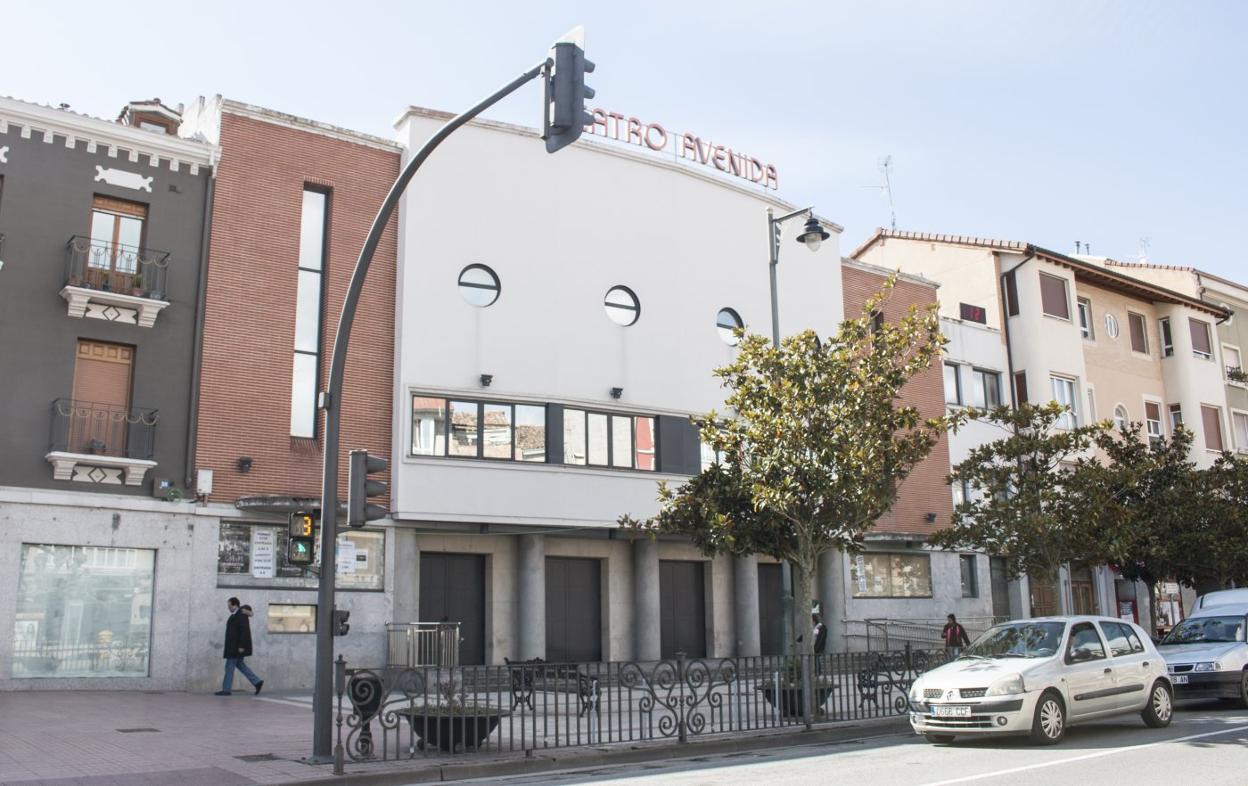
117,99,182,135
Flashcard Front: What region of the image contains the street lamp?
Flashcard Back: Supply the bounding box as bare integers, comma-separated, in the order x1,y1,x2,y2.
764,205,828,657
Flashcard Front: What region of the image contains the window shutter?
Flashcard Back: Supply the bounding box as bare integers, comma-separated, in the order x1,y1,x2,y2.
1201,406,1224,451
1039,273,1070,319
1004,271,1020,317
1189,319,1212,355
1013,371,1028,404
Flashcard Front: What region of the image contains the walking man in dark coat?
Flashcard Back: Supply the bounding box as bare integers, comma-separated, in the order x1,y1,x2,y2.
215,596,264,696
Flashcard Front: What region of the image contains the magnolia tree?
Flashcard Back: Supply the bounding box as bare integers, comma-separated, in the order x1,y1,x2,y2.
929,402,1108,592
623,279,955,655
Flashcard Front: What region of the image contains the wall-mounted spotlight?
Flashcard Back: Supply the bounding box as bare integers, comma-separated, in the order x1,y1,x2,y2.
924,512,937,523
610,387,624,399
236,457,253,473
480,374,493,388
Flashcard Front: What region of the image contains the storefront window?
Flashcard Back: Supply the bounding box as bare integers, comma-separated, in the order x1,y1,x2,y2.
217,522,384,591
268,604,317,633
851,553,932,598
13,544,154,678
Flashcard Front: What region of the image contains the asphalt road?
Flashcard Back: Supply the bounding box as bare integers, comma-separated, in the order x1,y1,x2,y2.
445,700,1248,786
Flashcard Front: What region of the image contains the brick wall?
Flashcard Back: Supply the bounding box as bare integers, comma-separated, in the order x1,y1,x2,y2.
196,111,399,503
841,264,953,536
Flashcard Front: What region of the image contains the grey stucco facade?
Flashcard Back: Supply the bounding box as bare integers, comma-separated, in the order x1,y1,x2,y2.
0,106,212,495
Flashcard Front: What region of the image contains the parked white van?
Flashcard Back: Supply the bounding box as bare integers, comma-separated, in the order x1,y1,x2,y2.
1157,601,1248,705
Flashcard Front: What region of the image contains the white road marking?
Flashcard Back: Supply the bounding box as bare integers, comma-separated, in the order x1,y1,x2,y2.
917,723,1248,786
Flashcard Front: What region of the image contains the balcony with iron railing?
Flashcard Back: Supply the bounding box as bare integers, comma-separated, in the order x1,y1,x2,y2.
60,236,172,327
45,398,159,487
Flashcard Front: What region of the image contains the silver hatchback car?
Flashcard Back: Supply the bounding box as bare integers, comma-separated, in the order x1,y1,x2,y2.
908,616,1173,745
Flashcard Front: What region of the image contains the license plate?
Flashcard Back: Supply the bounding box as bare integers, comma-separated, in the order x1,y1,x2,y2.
1172,675,1188,685
934,705,972,717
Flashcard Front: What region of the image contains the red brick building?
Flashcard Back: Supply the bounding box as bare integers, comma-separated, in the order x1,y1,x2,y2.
183,98,399,505
840,259,953,536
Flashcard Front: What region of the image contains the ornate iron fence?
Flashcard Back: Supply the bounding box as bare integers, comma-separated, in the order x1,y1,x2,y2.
332,646,948,772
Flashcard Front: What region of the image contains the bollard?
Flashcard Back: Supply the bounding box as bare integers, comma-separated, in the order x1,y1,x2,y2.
333,655,346,775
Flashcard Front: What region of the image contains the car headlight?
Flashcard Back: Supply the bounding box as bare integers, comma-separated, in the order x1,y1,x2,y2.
986,674,1025,696
1192,662,1221,672
909,680,924,700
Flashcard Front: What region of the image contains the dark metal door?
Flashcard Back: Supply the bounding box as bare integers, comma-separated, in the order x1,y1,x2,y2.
757,563,784,656
419,553,486,665
990,557,1011,619
545,557,602,663
660,560,706,658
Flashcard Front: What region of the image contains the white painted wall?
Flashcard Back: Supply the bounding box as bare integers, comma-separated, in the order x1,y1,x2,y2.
941,317,1010,468
392,111,843,528
1158,303,1230,465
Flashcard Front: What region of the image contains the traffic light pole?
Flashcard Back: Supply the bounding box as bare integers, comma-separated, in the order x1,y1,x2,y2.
311,58,551,761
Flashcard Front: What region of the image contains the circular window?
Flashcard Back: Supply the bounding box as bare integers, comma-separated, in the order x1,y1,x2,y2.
457,264,500,307
604,286,640,326
716,308,743,345
1104,312,1119,339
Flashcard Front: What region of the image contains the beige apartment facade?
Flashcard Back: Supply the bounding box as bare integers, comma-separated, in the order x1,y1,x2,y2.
852,230,1230,629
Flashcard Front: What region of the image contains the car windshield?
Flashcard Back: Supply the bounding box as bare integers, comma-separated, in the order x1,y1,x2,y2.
1160,616,1246,645
961,621,1066,659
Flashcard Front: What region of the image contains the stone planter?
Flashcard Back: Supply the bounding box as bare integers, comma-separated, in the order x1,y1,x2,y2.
758,685,835,717
396,708,508,753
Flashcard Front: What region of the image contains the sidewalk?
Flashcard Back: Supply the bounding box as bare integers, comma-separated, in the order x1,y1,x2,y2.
0,690,910,785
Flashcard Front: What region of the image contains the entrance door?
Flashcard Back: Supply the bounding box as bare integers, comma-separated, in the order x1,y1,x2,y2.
70,340,134,455
758,563,784,656
1070,565,1097,615
419,553,485,665
989,557,1011,620
659,560,706,658
545,557,602,663
1030,574,1059,617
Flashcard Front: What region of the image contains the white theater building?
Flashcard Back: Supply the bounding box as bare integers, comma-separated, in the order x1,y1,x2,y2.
389,107,842,664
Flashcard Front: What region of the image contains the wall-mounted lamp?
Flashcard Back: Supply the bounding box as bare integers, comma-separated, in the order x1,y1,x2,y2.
236,457,253,473
480,374,493,388
610,387,624,400
924,512,937,523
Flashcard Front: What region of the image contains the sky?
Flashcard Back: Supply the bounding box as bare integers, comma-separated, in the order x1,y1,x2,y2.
5,1,1245,280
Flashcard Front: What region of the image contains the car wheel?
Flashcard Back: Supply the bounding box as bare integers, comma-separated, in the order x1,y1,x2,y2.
1238,671,1248,709
1141,680,1173,728
924,733,956,744
1030,690,1066,745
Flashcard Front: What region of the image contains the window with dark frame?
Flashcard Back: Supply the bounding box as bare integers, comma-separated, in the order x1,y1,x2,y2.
1014,371,1028,404
1004,270,1020,317
86,195,148,290
291,188,327,439
1159,317,1174,356
1145,401,1163,444
563,408,656,471
971,368,1002,409
959,303,987,324
1039,272,1070,320
410,396,546,462
1169,404,1183,431
1128,312,1149,354
960,554,979,598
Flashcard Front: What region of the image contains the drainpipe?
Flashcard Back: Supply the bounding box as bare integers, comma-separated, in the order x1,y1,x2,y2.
184,172,215,492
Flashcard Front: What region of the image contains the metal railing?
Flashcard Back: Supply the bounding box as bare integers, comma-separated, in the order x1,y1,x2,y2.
842,616,1006,651
332,646,948,770
49,398,158,459
64,236,170,299
387,622,461,668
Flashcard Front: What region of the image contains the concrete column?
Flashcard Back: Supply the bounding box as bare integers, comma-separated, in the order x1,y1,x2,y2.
392,528,420,625
819,549,846,651
633,538,661,661
1008,575,1029,619
733,554,760,656
517,534,546,660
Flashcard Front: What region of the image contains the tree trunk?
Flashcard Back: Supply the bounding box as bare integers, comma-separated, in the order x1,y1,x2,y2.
1147,580,1159,641
793,555,815,656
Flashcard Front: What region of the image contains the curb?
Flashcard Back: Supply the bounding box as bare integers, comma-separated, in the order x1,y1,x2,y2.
282,716,912,785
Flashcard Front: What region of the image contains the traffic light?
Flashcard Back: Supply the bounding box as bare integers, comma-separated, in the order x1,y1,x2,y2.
543,26,595,154
347,449,387,527
288,511,316,565
332,608,350,637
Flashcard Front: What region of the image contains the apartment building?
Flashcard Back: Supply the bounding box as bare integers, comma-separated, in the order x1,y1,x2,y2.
0,96,216,689
852,230,1230,624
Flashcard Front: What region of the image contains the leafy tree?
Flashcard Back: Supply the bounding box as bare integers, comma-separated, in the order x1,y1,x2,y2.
929,402,1108,598
623,278,955,655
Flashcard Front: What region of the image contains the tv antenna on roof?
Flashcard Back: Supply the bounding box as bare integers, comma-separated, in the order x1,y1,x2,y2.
861,155,897,229
1137,236,1151,263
